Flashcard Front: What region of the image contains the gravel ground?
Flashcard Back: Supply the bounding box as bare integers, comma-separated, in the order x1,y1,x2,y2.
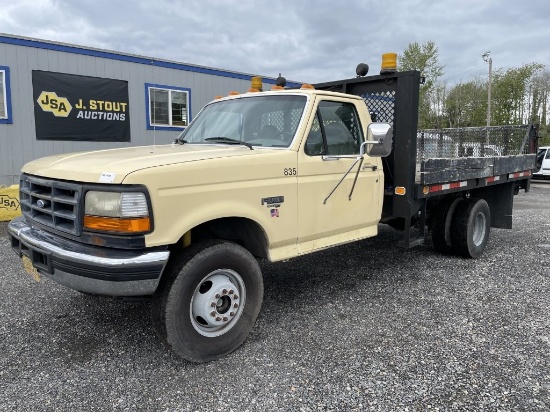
1,182,549,411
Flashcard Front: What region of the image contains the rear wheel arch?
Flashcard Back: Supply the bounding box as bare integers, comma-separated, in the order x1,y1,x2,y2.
430,196,464,254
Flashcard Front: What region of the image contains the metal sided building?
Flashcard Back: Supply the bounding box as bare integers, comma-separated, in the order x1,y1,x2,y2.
0,33,298,185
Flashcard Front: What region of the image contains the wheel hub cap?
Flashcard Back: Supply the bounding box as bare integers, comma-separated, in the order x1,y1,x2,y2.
190,270,245,337
472,212,487,246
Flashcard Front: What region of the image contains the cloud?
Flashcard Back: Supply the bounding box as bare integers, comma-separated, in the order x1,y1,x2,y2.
1,0,548,84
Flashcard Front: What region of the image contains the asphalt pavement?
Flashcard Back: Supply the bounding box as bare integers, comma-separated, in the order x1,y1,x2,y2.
1,183,549,411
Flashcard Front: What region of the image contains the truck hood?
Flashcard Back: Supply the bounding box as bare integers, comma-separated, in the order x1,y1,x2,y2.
21,144,266,184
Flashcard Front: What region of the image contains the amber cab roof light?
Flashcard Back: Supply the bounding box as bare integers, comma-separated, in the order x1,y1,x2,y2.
381,52,397,74
251,76,263,91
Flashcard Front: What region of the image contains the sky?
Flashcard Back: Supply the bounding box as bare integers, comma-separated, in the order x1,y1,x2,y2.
1,0,549,85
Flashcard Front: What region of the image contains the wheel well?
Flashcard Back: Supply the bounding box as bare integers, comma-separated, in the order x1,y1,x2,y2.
174,217,269,259
426,195,462,229
467,183,515,229
425,182,515,230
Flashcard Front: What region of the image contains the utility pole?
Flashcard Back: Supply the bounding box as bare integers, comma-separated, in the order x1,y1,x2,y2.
482,51,492,144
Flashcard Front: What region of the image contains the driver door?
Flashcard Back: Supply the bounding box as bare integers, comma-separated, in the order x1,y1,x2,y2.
296,98,383,253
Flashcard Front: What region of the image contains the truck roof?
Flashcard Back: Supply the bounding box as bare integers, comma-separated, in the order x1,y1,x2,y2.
213,88,364,102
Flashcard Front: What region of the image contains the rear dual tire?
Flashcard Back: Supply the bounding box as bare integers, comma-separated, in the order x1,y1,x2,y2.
451,198,491,258
431,197,491,258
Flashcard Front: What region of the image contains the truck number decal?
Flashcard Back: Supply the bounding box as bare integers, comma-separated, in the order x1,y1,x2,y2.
283,168,297,176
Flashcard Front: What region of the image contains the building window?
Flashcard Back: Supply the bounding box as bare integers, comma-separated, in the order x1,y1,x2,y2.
0,66,13,124
145,83,191,130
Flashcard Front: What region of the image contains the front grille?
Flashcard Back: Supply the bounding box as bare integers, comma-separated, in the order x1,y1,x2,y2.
20,174,83,236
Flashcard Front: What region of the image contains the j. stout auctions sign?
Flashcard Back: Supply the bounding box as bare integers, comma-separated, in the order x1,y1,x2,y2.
32,71,130,142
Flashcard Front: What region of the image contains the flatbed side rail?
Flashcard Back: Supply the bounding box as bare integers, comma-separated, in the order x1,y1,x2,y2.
417,125,538,185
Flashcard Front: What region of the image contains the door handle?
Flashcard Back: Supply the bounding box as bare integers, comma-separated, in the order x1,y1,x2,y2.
362,164,378,171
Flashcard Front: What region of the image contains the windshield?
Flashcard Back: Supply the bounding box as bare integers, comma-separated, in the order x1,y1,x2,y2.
179,94,307,148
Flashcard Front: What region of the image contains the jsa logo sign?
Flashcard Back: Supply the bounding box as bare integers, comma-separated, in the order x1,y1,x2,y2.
37,91,73,117
0,194,20,210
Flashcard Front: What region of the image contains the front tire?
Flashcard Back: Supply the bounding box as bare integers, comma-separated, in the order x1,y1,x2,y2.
152,240,263,362
450,198,491,258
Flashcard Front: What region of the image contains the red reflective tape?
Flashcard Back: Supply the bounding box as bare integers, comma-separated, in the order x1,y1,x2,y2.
429,180,467,193
486,176,500,183
449,181,467,189
508,170,532,179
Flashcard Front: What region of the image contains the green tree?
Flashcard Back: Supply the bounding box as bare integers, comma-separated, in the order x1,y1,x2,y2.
398,40,445,128
529,70,550,145
445,78,487,128
491,63,543,125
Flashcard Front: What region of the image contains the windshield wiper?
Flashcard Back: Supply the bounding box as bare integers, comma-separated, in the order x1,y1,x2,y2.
173,138,187,145
205,137,253,150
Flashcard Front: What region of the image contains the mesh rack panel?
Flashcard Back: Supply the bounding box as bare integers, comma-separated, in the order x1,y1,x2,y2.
361,92,396,124
417,125,531,161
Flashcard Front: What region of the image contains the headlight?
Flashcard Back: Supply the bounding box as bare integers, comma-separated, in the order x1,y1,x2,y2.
84,191,151,233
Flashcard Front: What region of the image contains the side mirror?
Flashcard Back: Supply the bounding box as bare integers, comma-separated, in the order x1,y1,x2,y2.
361,122,393,157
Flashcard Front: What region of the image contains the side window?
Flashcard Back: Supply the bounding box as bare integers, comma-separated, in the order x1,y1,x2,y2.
546,149,550,159
305,100,363,156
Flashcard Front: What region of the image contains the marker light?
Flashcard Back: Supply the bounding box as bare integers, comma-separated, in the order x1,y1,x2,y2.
248,88,260,93
395,187,406,195
271,85,285,91
214,95,223,99
300,84,315,89
381,53,397,74
228,91,240,96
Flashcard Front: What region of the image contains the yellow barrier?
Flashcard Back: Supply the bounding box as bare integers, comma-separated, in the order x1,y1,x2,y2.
0,185,21,221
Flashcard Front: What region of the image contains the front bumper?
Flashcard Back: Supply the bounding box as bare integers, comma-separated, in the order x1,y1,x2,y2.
8,216,170,296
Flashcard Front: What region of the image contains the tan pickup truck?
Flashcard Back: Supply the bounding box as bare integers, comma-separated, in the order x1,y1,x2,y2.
8,65,536,362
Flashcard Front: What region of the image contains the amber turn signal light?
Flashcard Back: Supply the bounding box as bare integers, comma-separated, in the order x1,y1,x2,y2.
84,215,151,233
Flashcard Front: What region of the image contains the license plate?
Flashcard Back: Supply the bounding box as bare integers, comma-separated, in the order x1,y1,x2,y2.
21,255,41,282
